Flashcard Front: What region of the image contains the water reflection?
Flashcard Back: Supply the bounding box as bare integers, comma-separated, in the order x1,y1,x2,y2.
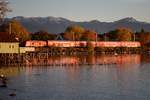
1,54,150,100
26,54,141,66
141,55,150,63
0,54,142,77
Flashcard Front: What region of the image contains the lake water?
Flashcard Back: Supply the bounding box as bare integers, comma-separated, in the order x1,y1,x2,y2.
1,54,150,100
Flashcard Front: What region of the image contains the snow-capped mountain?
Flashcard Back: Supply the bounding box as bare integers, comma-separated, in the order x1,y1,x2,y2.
8,16,150,34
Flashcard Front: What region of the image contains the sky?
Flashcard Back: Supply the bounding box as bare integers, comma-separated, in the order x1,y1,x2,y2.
7,0,150,22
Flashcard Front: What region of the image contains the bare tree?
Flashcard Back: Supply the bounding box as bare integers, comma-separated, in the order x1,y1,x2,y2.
0,0,11,22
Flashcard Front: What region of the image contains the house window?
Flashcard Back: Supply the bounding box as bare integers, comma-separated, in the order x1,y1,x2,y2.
12,45,14,48
9,45,11,48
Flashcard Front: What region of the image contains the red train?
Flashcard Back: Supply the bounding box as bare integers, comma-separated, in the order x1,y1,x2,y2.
26,40,141,48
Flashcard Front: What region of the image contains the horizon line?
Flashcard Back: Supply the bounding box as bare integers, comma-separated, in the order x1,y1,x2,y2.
6,15,150,23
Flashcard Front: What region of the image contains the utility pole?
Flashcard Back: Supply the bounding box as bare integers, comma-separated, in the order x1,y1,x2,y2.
94,29,98,47
96,32,98,47
72,31,75,41
73,32,76,47
9,22,11,34
134,31,136,41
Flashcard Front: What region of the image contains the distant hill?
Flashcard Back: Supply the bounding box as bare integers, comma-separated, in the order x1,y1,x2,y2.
7,16,150,34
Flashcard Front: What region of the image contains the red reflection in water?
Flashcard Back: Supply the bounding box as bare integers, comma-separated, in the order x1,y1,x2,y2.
25,54,141,66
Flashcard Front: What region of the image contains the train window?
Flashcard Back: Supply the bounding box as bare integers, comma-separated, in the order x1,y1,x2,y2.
32,43,34,45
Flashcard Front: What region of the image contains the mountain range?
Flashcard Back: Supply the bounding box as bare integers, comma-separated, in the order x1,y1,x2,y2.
9,16,150,34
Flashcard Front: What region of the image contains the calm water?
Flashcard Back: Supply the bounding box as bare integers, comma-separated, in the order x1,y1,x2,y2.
1,54,150,100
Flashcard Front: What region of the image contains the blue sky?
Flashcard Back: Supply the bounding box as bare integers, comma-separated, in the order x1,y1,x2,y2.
7,0,150,22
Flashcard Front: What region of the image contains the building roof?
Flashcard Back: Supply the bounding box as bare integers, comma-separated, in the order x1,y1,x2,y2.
55,34,64,41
